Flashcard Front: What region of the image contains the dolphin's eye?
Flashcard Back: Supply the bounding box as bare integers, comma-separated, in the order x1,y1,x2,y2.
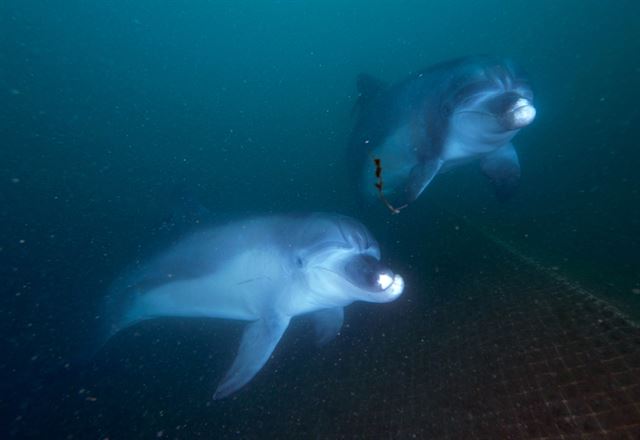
296,257,304,268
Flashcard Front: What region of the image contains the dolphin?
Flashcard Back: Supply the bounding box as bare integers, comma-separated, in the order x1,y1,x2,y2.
349,55,536,212
99,213,404,399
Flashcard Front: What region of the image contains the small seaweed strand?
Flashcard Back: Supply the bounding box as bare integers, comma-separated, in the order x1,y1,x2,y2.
370,154,408,215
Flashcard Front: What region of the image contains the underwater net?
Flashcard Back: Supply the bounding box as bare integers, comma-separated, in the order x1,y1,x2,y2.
11,215,639,439
298,221,640,439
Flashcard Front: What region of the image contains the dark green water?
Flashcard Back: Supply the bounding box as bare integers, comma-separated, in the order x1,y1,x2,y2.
1,1,639,438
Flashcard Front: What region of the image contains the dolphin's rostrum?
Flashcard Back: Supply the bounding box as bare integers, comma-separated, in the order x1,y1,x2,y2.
349,55,536,210
99,213,404,399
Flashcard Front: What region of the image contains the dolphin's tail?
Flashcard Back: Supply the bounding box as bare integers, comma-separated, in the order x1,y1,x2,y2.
74,273,148,364
81,187,212,361
78,188,217,363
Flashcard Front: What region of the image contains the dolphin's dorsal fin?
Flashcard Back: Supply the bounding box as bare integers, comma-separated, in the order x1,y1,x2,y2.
354,73,387,115
157,186,212,236
172,187,211,228
312,307,344,346
357,73,387,98
213,315,290,399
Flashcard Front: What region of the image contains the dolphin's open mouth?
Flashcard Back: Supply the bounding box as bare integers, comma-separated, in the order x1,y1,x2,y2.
455,96,536,130
508,98,536,127
314,265,403,296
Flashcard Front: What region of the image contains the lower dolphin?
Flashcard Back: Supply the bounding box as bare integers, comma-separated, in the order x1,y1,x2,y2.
99,213,404,399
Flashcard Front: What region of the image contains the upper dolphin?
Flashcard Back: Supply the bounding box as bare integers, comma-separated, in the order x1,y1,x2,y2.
99,213,404,399
349,55,536,212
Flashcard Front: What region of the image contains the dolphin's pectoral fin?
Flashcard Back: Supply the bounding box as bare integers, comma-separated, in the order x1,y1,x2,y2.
403,159,443,204
213,315,290,399
480,143,521,201
312,307,344,346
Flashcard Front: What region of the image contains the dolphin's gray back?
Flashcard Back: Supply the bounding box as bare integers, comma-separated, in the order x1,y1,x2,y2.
100,218,278,340
349,58,459,165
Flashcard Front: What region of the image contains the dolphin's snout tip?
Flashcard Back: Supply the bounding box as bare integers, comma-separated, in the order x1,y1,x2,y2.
387,274,404,298
508,98,536,128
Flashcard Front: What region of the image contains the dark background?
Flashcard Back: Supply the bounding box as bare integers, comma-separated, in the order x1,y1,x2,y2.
1,1,639,437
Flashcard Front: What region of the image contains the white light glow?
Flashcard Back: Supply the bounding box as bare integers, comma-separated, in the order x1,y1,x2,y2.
512,99,536,126
377,273,393,290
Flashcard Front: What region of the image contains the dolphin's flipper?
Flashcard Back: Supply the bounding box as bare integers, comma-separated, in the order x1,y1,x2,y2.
480,143,521,201
313,307,344,346
213,315,290,399
404,159,443,203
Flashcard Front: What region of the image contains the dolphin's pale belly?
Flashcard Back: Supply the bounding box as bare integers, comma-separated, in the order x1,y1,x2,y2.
441,135,497,162
125,249,285,324
439,133,507,173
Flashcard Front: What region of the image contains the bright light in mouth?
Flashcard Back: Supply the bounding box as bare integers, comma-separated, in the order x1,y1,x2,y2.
511,98,536,126
377,273,393,290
